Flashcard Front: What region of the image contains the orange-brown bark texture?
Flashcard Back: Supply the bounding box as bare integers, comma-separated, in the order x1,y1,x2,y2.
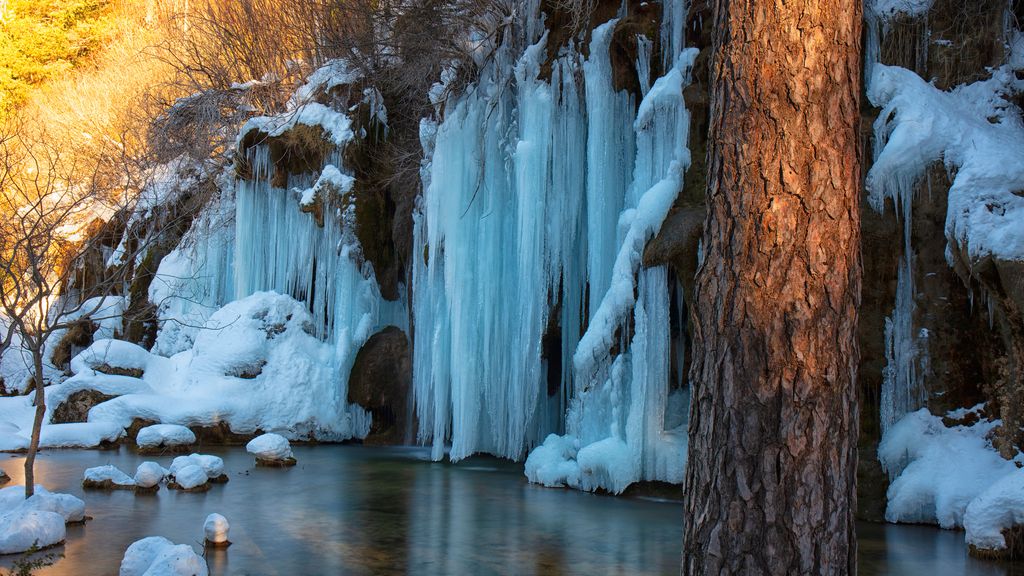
681,1,862,574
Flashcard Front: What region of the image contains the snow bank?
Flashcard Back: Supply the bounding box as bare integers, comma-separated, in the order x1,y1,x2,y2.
0,485,85,554
120,536,208,576
880,408,1023,530
203,514,229,545
246,433,293,462
85,293,371,442
70,339,151,376
0,509,65,555
134,462,168,489
965,469,1024,553
83,465,136,489
136,425,195,450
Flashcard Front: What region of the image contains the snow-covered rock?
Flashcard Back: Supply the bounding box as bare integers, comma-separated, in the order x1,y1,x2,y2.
246,433,295,466
0,508,66,555
119,536,208,576
169,454,226,482
0,468,7,485
83,465,136,490
880,408,1023,529
134,462,169,489
77,293,372,443
0,485,85,554
203,513,230,546
70,339,151,377
965,468,1024,555
136,424,196,451
168,465,208,491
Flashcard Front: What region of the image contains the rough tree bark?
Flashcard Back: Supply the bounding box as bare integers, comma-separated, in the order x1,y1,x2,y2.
25,344,46,498
682,1,862,574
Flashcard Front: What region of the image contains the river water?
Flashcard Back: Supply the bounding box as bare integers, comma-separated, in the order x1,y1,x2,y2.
0,446,1020,575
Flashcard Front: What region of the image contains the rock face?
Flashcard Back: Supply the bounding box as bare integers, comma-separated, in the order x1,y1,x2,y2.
347,326,412,445
52,390,118,424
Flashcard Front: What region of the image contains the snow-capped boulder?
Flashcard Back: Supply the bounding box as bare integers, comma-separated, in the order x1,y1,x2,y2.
0,485,86,554
136,424,196,453
203,513,230,547
134,462,169,490
71,339,151,377
167,465,208,492
965,469,1024,558
119,536,208,576
246,433,296,466
0,508,66,555
83,465,136,490
169,454,227,483
0,468,8,485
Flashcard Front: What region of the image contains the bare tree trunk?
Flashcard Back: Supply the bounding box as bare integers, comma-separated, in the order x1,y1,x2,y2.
682,0,862,574
24,346,46,499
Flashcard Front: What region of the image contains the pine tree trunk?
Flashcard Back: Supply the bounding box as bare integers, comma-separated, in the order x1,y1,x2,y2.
682,0,862,574
24,346,46,499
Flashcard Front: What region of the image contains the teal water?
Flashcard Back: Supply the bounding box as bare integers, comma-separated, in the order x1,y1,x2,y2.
0,446,1020,575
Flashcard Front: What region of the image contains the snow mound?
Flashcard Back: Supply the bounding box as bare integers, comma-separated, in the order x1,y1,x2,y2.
70,339,151,376
170,465,208,491
169,454,224,479
83,465,136,489
136,425,196,449
203,513,229,544
880,408,1022,529
965,468,1024,553
0,509,65,555
0,485,85,554
524,434,581,488
134,462,169,489
120,536,208,576
246,433,293,461
85,292,368,442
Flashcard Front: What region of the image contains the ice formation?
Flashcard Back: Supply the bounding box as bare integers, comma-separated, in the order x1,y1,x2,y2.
865,0,1024,436
120,536,208,576
414,3,695,491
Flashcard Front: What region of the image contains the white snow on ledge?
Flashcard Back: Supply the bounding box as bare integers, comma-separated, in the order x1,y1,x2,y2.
880,407,1024,552
237,101,353,150
866,63,1024,264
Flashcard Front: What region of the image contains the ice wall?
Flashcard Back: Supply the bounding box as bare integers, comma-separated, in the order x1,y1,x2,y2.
415,5,697,492
148,72,393,439
865,0,1024,433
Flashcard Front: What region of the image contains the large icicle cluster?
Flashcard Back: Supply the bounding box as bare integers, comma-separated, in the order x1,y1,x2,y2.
415,3,696,492
865,1,1024,434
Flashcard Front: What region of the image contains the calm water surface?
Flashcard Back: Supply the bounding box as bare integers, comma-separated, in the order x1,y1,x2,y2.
0,446,1020,575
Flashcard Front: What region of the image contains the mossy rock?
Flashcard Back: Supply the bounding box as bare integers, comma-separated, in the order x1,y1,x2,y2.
254,457,297,468
82,479,135,491
52,390,118,424
167,481,212,493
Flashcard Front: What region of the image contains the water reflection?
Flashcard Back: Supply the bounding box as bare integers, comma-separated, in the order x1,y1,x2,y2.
0,447,1020,575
